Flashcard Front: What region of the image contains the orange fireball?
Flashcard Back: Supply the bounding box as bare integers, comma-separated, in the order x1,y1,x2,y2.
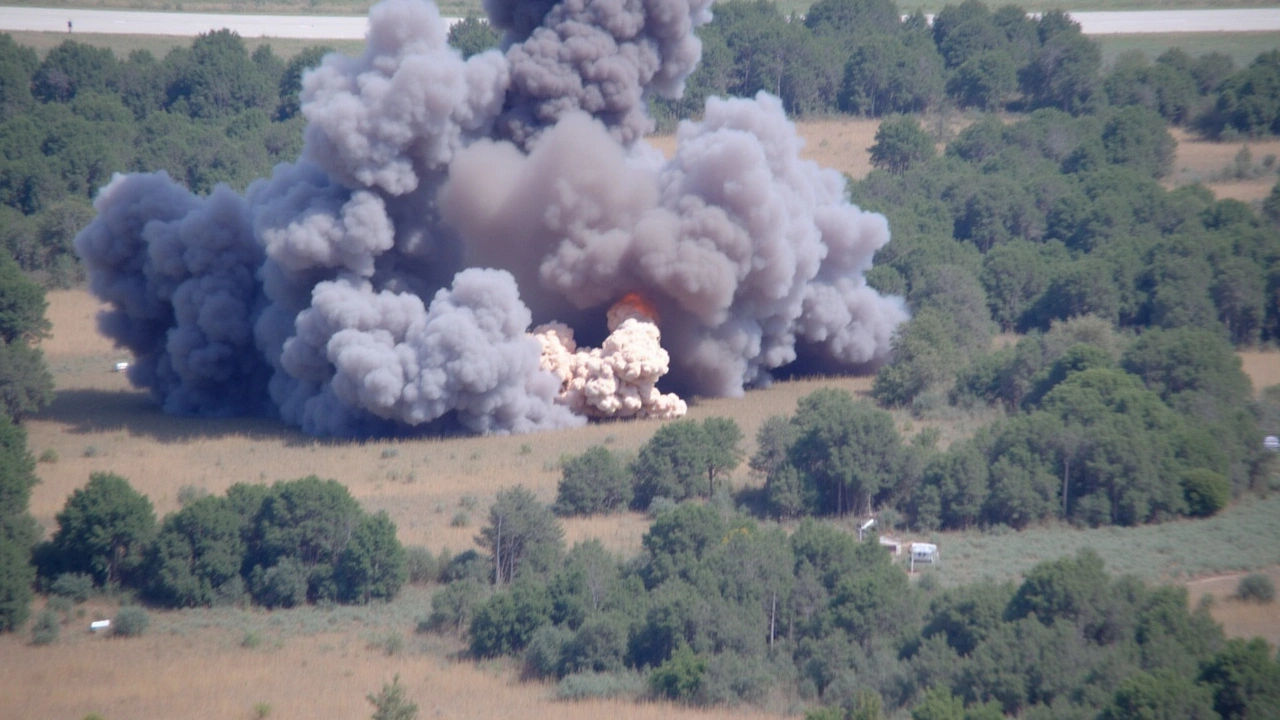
608,291,659,330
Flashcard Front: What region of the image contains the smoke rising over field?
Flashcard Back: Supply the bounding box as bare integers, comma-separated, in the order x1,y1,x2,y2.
74,0,907,437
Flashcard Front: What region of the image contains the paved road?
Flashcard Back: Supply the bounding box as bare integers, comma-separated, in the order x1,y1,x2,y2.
0,5,1279,38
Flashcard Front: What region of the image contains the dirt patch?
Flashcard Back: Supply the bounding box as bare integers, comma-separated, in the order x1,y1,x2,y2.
1186,565,1280,647
1240,350,1280,393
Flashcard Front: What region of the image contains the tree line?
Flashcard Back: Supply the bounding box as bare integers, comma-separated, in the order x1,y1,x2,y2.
28,472,408,609
649,0,1280,139
419,483,1280,718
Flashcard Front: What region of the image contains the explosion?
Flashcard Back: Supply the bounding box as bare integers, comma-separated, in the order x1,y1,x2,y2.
535,293,686,420
73,0,908,437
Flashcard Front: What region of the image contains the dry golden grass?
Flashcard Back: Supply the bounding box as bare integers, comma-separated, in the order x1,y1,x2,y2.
1186,565,1280,648
0,617,784,720
647,116,881,182
1168,127,1280,202
29,290,892,557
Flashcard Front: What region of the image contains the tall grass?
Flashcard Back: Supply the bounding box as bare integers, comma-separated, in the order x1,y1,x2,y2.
919,493,1280,587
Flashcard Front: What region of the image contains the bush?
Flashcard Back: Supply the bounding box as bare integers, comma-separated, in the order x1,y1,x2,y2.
50,572,94,603
367,674,418,720
555,671,648,701
648,645,707,702
1235,573,1275,604
422,577,486,635
404,546,437,584
31,609,59,645
112,605,149,637
1182,468,1231,517
554,445,632,516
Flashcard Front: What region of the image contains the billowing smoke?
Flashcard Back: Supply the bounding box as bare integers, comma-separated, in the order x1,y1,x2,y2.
74,0,907,437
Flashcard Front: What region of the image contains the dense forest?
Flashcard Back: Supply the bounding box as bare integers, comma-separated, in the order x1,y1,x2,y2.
2,0,1280,717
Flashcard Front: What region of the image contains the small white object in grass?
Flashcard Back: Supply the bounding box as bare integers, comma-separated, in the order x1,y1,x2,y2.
90,619,110,632
113,361,129,372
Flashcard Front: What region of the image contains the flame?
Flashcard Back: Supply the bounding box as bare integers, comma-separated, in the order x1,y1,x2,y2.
608,292,659,330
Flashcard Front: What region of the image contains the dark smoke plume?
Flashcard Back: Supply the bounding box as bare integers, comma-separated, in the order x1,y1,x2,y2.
74,0,906,437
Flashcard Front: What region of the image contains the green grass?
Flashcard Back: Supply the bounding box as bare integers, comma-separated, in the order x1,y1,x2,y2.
916,492,1280,587
6,29,364,60
1095,31,1280,68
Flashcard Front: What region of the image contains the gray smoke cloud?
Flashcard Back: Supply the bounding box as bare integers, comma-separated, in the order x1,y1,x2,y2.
74,0,905,438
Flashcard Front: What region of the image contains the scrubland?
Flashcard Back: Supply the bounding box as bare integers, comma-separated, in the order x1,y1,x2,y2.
7,109,1279,720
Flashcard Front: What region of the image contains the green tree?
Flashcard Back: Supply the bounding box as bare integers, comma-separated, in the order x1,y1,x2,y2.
1101,668,1217,720
0,34,37,122
275,44,332,120
1007,548,1113,640
871,309,957,408
840,35,944,116
1020,13,1100,114
641,502,726,587
804,0,900,38
50,472,156,587
0,415,38,631
0,338,54,422
869,115,936,173
468,579,552,656
447,16,499,60
1199,638,1280,719
0,250,50,344
478,486,563,585
1101,106,1177,179
555,445,632,516
699,417,745,497
1181,468,1231,518
166,29,276,119
912,686,965,720
31,40,118,103
246,476,363,604
631,418,744,507
790,388,902,516
146,495,244,607
649,643,707,702
336,511,407,603
948,50,1017,111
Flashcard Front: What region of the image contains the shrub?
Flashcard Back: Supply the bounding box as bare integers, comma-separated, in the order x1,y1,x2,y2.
648,645,707,702
50,572,94,603
404,546,437,584
555,671,648,701
1235,573,1275,604
1182,468,1231,517
175,484,209,506
112,606,149,637
367,674,418,720
422,577,486,635
45,595,73,615
450,512,469,528
38,448,57,463
31,609,59,645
